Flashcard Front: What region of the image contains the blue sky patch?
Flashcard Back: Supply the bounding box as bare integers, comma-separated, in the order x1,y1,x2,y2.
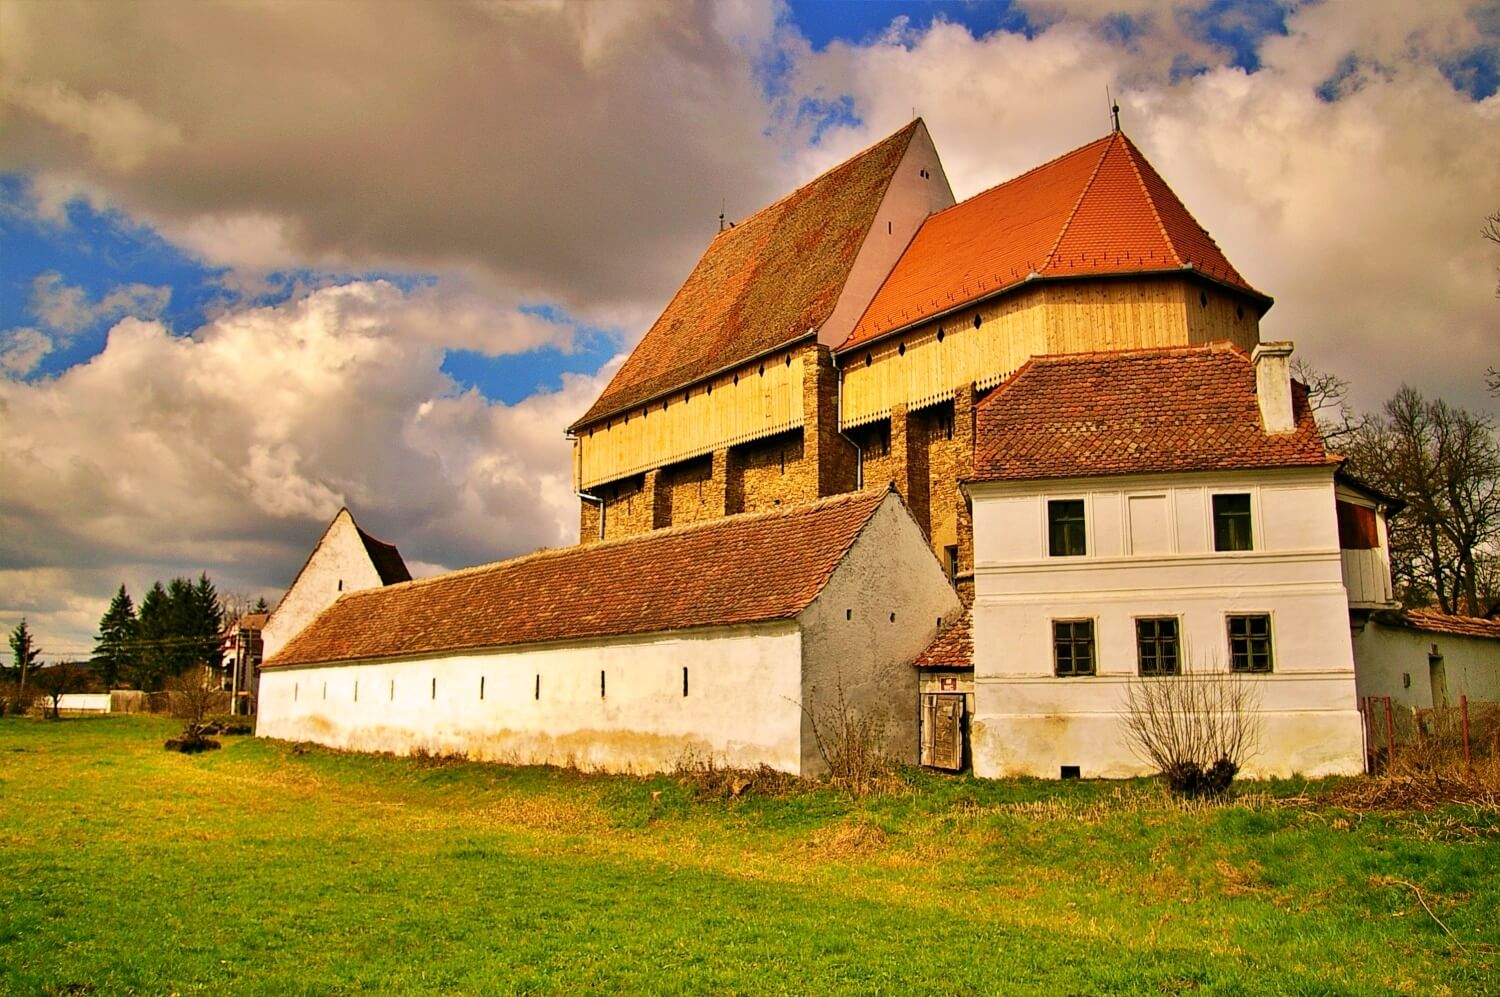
441,324,619,406
785,0,1033,51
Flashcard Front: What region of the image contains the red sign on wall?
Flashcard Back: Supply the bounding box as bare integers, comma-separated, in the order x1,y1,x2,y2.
939,676,958,691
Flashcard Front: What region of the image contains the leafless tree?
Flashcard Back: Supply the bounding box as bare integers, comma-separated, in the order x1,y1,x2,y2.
1293,357,1363,449
1122,664,1261,799
165,668,229,728
800,674,897,796
1484,209,1499,298
1342,387,1500,615
31,661,93,719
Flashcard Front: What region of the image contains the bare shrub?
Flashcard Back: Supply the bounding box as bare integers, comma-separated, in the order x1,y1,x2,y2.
165,670,230,727
802,678,901,797
672,749,802,799
0,680,37,717
409,745,468,768
1123,666,1261,799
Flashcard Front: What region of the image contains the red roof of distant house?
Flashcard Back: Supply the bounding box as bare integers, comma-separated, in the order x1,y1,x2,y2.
266,490,892,668
915,609,973,669
572,123,922,429
1386,609,1500,640
841,131,1267,350
971,343,1335,482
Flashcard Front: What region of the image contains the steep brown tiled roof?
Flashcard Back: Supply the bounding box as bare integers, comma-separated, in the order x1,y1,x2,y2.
915,609,972,669
357,526,411,585
971,343,1336,482
841,131,1267,350
266,490,891,668
1382,609,1500,640
572,122,921,429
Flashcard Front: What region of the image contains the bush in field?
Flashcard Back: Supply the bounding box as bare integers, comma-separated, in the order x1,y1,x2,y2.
163,670,229,753
0,680,36,717
1123,666,1261,799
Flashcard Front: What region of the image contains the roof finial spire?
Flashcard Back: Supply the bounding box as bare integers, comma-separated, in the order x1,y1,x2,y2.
1107,86,1121,132
719,198,725,234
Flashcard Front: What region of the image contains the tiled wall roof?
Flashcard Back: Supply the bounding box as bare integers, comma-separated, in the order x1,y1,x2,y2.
267,490,890,668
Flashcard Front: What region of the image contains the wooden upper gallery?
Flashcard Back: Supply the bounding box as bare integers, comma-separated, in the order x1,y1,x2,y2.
568,119,1270,494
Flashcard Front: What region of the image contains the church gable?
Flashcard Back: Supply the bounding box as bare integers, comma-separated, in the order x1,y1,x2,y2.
841,131,1269,351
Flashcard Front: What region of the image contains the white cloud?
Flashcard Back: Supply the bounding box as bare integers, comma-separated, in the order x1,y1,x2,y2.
29,272,171,337
0,327,52,377
0,281,610,657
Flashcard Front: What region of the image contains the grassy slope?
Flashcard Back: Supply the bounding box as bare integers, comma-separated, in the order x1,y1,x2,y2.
0,717,1495,995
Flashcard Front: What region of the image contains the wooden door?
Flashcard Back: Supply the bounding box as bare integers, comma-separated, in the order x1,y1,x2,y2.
921,693,965,770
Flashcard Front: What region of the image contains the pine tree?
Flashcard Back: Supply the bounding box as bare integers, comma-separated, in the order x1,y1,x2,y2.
134,581,170,690
8,618,40,695
189,573,223,669
253,596,269,615
92,585,139,689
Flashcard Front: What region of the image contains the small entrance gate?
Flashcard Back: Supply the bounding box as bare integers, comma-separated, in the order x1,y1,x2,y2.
921,693,965,770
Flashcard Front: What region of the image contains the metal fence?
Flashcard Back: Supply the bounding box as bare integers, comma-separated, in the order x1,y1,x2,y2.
1360,695,1500,777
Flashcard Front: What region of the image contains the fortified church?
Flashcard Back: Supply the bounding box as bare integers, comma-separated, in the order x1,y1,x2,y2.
255,120,1492,778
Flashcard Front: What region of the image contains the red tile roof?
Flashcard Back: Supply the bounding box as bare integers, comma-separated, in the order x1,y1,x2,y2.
971,343,1336,482
266,490,892,669
1390,609,1500,641
841,131,1267,350
915,609,972,669
572,122,921,429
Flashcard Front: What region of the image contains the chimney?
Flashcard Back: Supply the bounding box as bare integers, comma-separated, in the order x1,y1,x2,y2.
1252,341,1296,434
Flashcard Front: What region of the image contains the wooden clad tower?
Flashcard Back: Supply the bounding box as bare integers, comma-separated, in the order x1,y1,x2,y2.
570,122,1271,599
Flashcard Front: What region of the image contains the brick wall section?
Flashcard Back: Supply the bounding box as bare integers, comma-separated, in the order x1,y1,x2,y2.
803,344,858,496
659,455,718,528
597,473,653,541
730,429,815,515
854,419,897,492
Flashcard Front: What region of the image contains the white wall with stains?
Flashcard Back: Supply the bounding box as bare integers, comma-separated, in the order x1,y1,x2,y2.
969,466,1365,779
797,495,963,772
256,623,806,774
1353,622,1500,710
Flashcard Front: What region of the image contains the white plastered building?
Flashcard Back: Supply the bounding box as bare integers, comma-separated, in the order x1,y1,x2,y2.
961,342,1378,779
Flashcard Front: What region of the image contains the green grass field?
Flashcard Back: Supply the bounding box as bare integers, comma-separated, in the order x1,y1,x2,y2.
1,717,1495,995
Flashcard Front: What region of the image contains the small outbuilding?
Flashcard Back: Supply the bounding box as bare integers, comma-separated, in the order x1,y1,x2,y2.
258,489,960,775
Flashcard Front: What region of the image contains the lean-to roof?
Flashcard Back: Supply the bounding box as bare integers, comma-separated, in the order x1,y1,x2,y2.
970,343,1335,483
266,490,892,668
572,122,921,429
841,131,1267,350
914,609,973,669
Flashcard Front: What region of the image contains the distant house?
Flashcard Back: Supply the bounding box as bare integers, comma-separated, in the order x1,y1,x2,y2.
258,491,959,775
943,341,1395,779
1353,609,1500,709
260,507,410,666
219,613,266,715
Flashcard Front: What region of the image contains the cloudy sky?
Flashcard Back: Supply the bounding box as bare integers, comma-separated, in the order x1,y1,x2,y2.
2,0,1497,660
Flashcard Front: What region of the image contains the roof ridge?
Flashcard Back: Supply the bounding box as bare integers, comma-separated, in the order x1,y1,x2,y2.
719,120,921,238
1040,132,1117,273
926,133,1114,223
1116,133,1184,268
346,489,890,599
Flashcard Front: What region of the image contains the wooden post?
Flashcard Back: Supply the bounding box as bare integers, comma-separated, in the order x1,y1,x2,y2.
1460,695,1472,775
1384,696,1395,774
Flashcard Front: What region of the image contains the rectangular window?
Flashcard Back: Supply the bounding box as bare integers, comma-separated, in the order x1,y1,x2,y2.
1227,614,1273,673
1053,619,1095,676
1336,500,1379,549
1135,618,1180,676
1048,499,1086,557
1213,493,1253,551
683,666,689,697
944,545,959,581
